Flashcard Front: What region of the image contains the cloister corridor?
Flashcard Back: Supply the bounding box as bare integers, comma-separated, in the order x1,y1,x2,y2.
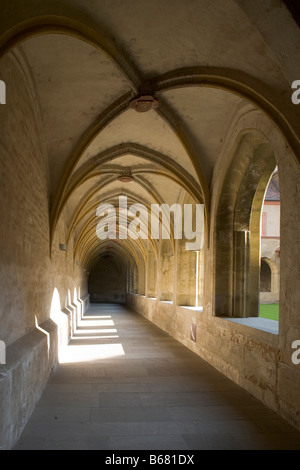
13,303,300,450
2,0,300,452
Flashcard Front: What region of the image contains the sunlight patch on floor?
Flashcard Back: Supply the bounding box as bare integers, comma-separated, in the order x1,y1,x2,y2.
59,309,124,364
59,342,125,363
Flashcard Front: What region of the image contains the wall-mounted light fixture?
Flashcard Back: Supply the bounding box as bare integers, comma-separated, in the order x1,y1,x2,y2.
59,243,67,251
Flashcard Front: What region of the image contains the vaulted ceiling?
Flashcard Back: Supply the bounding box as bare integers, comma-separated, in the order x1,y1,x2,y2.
1,0,299,272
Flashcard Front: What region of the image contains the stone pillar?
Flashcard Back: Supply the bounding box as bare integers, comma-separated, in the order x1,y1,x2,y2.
176,240,197,306
158,240,174,302
233,230,249,317
138,255,145,295
146,249,156,298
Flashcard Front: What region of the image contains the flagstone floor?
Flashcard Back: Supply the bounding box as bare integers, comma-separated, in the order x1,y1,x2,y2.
14,303,300,450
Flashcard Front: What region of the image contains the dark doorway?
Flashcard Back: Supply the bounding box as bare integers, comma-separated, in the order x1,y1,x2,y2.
88,254,126,303
260,259,272,293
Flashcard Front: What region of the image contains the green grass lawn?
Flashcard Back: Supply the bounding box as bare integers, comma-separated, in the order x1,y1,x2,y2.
259,303,279,321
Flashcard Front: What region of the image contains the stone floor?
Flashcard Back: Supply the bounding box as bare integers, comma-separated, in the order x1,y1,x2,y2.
14,303,300,450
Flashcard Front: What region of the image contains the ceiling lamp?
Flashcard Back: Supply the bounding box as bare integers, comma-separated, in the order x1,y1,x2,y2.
129,94,158,113
117,168,133,183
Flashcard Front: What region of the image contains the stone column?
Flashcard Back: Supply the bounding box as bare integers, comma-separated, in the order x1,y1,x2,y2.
233,230,249,317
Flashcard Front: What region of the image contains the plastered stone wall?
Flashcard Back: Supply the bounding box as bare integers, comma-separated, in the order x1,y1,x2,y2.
0,53,51,345
0,53,88,449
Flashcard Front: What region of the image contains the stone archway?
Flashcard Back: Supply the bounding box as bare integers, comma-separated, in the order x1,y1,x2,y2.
214,131,277,317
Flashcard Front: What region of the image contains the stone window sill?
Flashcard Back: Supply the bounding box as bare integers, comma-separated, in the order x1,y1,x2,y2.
224,316,278,335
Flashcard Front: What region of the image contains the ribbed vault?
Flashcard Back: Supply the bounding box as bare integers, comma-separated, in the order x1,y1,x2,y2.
1,0,299,278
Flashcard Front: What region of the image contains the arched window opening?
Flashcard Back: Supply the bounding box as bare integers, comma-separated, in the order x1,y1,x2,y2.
259,169,280,320
260,259,271,292
231,150,277,318
214,133,280,326
176,196,205,309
